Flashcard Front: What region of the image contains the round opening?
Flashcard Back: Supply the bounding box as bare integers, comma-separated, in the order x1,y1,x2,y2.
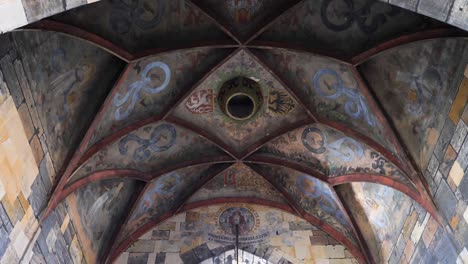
226,93,256,120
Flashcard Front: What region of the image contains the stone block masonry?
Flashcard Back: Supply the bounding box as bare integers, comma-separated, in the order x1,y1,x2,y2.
0,38,85,264
385,67,468,264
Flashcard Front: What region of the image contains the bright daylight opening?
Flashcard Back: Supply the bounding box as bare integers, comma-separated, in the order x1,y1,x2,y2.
199,249,272,264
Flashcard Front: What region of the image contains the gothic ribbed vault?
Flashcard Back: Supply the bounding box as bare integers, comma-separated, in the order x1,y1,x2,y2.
11,0,468,263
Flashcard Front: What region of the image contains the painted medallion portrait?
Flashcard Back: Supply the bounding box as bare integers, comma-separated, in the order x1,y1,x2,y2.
218,207,256,235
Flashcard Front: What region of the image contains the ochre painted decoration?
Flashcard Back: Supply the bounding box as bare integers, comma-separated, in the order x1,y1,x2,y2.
268,89,296,115
187,163,287,204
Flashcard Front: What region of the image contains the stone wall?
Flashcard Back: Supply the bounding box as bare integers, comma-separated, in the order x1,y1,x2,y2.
0,0,100,33
383,67,468,263
353,67,468,264
0,34,85,263
116,204,358,264
382,0,468,31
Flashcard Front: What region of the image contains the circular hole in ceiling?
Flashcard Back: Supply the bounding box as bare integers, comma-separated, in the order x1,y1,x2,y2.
227,93,256,120
218,76,263,121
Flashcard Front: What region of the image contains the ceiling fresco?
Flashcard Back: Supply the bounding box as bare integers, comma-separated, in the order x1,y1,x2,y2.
336,183,413,263
254,124,413,187
172,49,310,154
51,0,233,53
13,0,467,263
359,38,468,170
120,204,358,263
189,0,303,42
255,0,444,58
249,164,358,246
65,178,143,263
67,122,231,185
186,162,288,204
114,163,231,246
87,47,235,148
250,48,400,157
12,30,125,171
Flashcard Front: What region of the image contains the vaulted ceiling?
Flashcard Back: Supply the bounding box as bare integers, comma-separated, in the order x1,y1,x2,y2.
11,0,468,263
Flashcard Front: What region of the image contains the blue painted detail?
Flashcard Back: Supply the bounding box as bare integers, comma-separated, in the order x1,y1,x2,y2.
301,126,364,162
113,61,171,120
119,123,176,161
132,172,181,220
313,68,375,127
155,173,181,195
301,126,327,154
326,137,363,162
297,175,348,226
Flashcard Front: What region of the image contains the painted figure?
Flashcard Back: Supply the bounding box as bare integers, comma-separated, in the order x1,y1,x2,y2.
84,182,124,240
227,0,260,24
219,207,255,235
228,211,247,234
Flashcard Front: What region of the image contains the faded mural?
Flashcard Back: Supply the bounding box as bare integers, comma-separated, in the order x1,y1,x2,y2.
4,1,467,264
67,122,228,185
187,162,287,204
257,0,439,57
120,204,359,263
53,0,230,53
12,31,124,170
337,182,413,263
359,39,468,170
258,124,413,187
173,50,309,153
88,48,233,148
250,164,358,247
117,163,230,245
66,179,142,263
191,0,299,41
251,48,400,158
